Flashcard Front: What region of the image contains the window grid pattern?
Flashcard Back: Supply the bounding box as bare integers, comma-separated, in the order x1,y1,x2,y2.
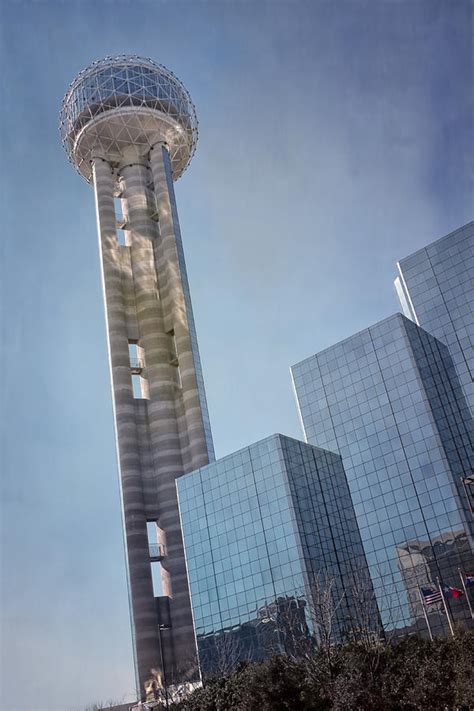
397,222,474,417
177,434,375,675
292,314,474,635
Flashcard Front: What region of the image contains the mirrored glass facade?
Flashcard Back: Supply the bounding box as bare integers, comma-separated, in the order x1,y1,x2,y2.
292,314,474,636
177,434,379,676
395,221,474,416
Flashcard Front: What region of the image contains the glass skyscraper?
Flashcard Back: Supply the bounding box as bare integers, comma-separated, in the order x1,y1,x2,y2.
177,434,378,676
395,221,473,416
291,314,474,635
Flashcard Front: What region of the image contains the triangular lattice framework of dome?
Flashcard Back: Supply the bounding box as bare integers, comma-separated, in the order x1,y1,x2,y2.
59,55,198,182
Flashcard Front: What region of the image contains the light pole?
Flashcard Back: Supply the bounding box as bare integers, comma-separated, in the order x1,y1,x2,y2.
157,624,170,710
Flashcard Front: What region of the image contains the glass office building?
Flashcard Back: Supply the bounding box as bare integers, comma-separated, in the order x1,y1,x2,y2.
177,434,378,676
395,221,474,416
292,314,474,636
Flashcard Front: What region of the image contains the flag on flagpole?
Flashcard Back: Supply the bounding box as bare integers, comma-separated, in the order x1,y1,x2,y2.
459,569,474,620
462,571,474,587
417,586,433,641
421,587,443,605
437,578,455,637
445,586,464,598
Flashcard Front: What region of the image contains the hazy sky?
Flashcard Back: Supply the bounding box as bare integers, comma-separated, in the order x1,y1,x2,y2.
0,1,472,709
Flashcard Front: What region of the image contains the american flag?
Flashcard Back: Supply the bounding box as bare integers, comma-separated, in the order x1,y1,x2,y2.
421,586,442,605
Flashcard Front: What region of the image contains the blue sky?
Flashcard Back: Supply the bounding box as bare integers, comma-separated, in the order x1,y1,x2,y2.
0,1,472,709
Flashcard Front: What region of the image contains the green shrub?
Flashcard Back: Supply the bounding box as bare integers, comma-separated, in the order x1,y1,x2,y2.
171,631,474,711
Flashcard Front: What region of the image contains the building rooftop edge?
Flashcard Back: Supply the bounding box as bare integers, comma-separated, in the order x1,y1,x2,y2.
292,221,474,374
177,433,342,481
397,220,474,268
291,312,409,372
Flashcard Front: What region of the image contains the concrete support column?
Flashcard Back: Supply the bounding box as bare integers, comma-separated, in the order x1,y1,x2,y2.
92,156,162,699
149,144,211,472
119,158,198,680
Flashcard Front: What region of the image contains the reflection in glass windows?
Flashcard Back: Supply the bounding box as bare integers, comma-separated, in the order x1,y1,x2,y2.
291,313,474,638
177,434,379,677
396,222,474,417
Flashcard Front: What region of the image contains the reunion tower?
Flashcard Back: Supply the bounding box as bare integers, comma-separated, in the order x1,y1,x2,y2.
60,56,214,697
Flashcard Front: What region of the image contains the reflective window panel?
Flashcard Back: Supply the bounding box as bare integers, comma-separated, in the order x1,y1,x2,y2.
396,222,474,417
292,314,474,638
177,434,378,676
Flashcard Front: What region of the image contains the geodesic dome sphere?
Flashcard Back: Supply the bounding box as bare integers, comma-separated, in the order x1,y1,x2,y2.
59,55,198,182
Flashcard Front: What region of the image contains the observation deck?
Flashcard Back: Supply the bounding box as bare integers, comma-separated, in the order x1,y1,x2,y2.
59,55,198,182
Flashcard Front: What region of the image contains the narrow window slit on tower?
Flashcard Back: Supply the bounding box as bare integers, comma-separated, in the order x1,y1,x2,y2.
117,229,127,246
129,341,148,398
150,208,159,222
114,193,129,245
128,341,144,372
114,196,124,220
150,561,163,598
131,374,144,398
147,181,159,221
167,329,182,387
147,521,165,559
147,521,158,546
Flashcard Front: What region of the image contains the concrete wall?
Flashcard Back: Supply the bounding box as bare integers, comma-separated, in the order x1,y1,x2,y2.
92,145,213,699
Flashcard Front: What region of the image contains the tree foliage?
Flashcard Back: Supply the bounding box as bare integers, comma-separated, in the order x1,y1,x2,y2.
170,631,474,711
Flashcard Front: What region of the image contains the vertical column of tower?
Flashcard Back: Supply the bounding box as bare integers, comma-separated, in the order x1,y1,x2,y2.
119,158,198,679
92,156,163,697
150,143,213,470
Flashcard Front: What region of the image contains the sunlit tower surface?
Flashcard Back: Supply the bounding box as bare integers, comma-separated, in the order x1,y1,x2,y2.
60,56,214,698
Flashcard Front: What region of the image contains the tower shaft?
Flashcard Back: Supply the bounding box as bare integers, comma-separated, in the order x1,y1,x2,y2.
92,145,213,696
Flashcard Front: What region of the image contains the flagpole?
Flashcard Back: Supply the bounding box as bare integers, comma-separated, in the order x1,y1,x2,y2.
458,569,474,619
417,586,433,641
437,577,455,637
